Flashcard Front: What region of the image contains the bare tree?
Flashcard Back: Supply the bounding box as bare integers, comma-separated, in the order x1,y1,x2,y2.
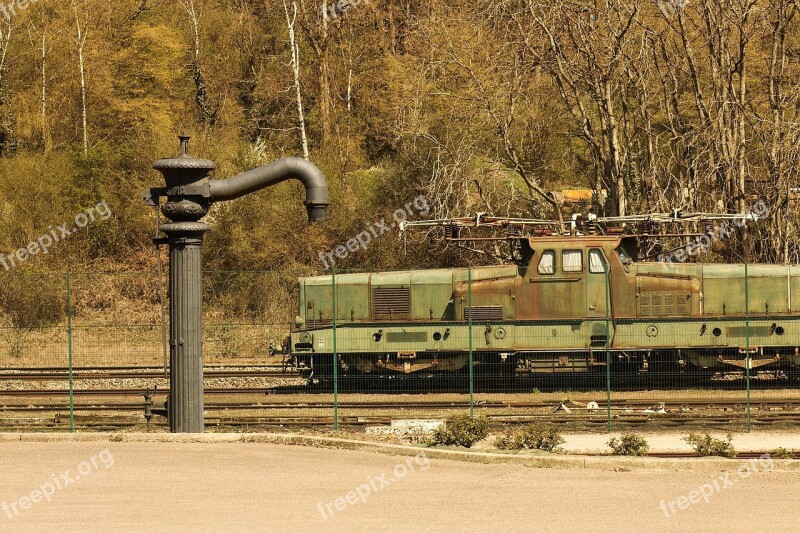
71,0,89,152
667,0,758,219
0,15,14,155
39,30,47,151
283,0,310,159
403,3,567,227
296,0,335,143
527,0,641,217
27,12,52,152
180,0,217,125
747,0,800,263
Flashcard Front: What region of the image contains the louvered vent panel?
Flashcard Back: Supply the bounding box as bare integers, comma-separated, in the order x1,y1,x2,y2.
652,294,663,315
464,306,504,321
664,294,676,315
639,294,651,316
372,287,410,318
677,295,689,315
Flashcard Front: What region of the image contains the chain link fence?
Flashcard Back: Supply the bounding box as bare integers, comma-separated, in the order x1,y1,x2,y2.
322,263,800,433
0,263,798,432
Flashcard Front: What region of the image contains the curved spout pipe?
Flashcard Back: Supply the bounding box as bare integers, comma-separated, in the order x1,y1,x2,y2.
209,157,330,221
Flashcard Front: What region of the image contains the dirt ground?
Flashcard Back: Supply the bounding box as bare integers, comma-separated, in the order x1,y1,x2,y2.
0,441,797,533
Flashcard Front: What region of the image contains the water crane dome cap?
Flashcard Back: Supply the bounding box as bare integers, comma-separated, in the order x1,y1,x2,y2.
153,135,216,171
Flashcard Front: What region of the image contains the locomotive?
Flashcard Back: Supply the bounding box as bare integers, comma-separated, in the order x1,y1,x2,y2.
289,212,800,383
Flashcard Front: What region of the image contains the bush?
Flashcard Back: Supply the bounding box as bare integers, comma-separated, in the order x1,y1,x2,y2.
495,423,565,452
430,415,489,448
770,447,794,459
683,432,737,458
608,433,650,456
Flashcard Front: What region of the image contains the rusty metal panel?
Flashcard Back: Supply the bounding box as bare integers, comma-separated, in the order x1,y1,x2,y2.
635,269,701,318
533,277,586,318
791,266,800,312
703,264,746,314
410,270,455,320
741,265,790,314
454,267,517,320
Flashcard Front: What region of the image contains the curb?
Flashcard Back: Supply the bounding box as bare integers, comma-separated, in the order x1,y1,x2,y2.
1,432,799,472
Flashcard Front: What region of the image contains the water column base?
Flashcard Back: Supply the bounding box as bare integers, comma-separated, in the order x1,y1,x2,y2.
163,222,209,433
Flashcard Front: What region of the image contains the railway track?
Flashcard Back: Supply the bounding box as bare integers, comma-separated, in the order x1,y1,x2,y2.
0,388,287,397
0,366,300,380
5,372,800,429
644,452,798,459
1,389,799,410
4,396,800,423
4,411,800,432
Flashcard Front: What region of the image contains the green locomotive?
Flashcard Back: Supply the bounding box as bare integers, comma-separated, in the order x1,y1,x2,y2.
290,216,799,383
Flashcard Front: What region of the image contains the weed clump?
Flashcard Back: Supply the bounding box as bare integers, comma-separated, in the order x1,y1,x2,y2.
683,432,737,458
607,433,650,456
430,415,489,448
495,423,565,452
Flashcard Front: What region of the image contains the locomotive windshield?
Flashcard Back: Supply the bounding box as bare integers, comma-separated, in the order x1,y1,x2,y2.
616,246,633,265
615,237,638,266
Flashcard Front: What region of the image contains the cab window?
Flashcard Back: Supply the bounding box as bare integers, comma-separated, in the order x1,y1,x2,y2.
538,250,556,275
615,245,633,266
562,250,583,272
589,249,607,273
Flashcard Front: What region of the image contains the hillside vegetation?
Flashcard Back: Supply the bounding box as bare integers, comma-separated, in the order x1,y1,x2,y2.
0,0,797,282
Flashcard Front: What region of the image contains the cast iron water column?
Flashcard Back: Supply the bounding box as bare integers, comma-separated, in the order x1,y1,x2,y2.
144,136,329,432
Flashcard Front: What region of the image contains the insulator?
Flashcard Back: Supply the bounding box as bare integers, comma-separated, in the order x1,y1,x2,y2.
444,225,459,240
640,219,652,234
703,221,714,235
506,225,521,238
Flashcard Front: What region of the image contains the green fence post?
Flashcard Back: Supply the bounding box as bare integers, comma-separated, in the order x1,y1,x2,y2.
745,263,751,432
605,266,612,433
332,268,338,430
468,265,474,418
66,272,74,433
